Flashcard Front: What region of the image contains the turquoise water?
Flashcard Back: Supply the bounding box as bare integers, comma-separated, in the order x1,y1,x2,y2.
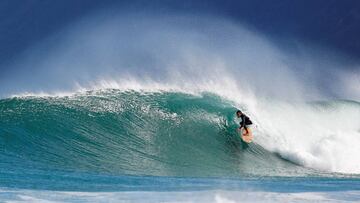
1,90,359,202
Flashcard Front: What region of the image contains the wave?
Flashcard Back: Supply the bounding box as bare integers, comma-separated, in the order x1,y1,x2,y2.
1,89,359,178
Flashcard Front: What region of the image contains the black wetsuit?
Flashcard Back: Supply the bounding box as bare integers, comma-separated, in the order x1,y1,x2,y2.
239,114,253,130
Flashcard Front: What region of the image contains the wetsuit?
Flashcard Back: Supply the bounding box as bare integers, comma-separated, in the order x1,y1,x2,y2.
239,114,253,130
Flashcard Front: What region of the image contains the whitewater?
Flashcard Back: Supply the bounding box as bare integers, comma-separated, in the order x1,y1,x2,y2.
1,11,360,202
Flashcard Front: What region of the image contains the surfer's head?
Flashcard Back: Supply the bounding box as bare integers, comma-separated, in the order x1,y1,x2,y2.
236,110,242,118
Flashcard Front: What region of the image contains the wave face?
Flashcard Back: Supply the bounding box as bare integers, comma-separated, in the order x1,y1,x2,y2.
1,90,321,179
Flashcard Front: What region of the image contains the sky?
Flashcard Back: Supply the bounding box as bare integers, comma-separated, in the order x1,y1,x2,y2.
1,0,360,64
0,0,359,99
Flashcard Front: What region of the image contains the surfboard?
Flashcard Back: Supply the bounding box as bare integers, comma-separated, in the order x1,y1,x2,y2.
240,127,253,143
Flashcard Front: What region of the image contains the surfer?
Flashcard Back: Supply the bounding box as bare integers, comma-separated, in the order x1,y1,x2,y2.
236,110,253,143
236,110,253,132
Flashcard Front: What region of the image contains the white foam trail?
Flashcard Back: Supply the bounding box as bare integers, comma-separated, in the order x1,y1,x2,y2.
1,188,359,203
253,99,360,174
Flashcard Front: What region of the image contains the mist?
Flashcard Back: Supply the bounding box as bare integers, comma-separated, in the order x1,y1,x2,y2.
1,10,359,101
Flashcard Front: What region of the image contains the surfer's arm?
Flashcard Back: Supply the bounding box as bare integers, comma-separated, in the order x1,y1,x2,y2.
238,122,243,129
239,118,248,133
239,115,245,128
237,125,242,133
